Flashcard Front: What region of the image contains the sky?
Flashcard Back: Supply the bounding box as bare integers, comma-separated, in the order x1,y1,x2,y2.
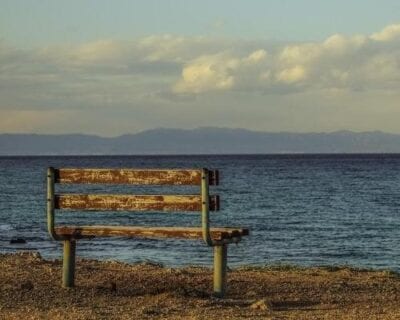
1,0,400,136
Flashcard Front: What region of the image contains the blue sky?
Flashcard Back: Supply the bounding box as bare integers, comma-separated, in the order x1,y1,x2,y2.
2,0,400,46
0,1,400,135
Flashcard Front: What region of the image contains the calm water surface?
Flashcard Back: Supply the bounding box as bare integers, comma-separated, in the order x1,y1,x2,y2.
0,155,399,271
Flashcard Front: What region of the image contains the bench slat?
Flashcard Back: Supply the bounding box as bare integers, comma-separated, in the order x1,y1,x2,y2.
55,194,220,212
54,226,249,241
55,169,219,185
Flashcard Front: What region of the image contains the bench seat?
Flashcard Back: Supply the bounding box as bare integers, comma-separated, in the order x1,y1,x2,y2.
55,226,249,241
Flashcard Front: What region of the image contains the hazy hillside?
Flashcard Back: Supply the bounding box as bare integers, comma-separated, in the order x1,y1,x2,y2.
1,128,400,155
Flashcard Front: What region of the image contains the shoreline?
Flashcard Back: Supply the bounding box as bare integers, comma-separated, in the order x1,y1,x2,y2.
1,252,399,319
5,248,400,274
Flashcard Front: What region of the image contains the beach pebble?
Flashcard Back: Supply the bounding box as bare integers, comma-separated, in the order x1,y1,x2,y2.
20,281,34,291
250,299,271,311
96,281,117,291
108,281,117,291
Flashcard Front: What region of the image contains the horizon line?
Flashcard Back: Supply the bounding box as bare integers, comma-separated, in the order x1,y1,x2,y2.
0,127,395,138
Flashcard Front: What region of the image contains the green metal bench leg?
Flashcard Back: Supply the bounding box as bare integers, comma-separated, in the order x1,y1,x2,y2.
62,239,76,288
213,244,227,298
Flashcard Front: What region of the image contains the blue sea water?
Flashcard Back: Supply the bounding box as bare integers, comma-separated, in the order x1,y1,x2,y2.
0,154,399,271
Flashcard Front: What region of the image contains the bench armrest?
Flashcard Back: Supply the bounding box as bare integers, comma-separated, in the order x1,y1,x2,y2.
47,167,63,241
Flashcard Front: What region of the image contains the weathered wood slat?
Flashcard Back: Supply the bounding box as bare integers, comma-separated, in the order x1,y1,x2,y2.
55,194,220,212
54,226,249,240
55,169,219,185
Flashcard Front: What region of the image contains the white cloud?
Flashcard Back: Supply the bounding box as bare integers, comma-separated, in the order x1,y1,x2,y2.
244,49,267,64
173,53,237,93
138,35,187,62
279,43,321,65
174,50,271,93
370,24,400,41
323,34,366,54
70,40,125,63
276,65,307,84
173,23,400,94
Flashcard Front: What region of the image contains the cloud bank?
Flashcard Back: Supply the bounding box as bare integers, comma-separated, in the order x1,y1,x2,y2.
174,24,400,94
0,24,400,134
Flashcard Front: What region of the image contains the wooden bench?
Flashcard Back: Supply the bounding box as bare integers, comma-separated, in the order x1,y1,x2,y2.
46,167,249,297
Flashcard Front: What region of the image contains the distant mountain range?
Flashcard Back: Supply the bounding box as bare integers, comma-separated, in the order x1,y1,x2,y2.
1,128,400,155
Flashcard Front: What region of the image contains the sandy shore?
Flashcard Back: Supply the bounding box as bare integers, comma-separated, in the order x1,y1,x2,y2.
0,252,399,319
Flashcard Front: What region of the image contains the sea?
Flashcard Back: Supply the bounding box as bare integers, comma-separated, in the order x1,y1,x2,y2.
0,154,399,271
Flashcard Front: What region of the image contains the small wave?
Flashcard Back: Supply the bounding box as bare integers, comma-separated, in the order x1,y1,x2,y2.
0,224,13,232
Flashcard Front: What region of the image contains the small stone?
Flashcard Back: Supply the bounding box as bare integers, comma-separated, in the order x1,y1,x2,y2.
20,281,34,290
140,260,164,268
174,268,189,275
245,290,258,297
30,252,42,261
109,282,117,291
141,306,161,315
96,281,117,291
250,299,270,311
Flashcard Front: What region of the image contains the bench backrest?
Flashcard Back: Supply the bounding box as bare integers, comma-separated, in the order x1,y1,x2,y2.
47,168,220,245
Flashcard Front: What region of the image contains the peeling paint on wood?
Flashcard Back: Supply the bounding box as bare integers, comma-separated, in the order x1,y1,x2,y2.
54,226,249,241
55,194,220,211
55,169,219,186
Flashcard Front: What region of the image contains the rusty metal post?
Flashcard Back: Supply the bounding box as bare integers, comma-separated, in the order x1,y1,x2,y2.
201,168,214,246
213,244,227,297
62,239,76,288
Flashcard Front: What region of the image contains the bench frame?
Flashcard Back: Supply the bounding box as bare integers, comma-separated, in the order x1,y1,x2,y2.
47,167,247,297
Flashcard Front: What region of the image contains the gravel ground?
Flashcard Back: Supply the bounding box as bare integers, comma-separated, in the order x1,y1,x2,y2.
0,252,399,319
